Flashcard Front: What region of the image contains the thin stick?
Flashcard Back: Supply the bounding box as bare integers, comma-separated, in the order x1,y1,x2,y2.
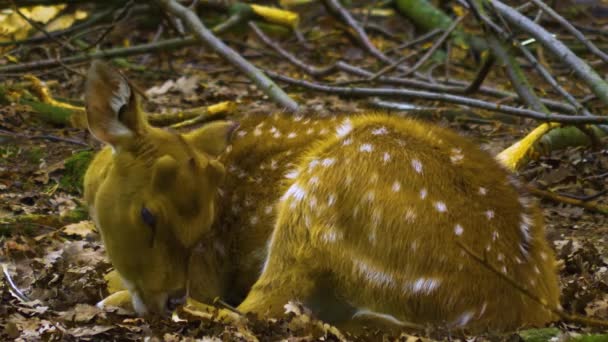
488,0,608,107
399,15,466,79
247,23,581,115
385,29,442,54
2,263,32,302
0,36,198,74
321,0,395,65
527,186,608,214
158,0,299,112
529,0,608,64
266,71,608,124
464,55,495,94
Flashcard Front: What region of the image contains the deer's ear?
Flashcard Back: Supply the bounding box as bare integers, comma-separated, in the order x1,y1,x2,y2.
184,120,239,157
85,60,145,147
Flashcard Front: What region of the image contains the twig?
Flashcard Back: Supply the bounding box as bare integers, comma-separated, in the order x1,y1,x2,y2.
247,24,581,115
386,29,442,54
2,263,32,303
248,22,338,77
0,129,89,147
321,0,396,65
488,0,608,107
86,0,136,50
158,0,299,112
400,15,466,78
0,36,198,74
487,35,549,113
527,186,608,214
529,0,608,64
464,54,495,94
265,71,608,124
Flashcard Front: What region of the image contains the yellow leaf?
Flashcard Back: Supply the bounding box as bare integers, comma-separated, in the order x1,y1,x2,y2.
29,5,65,24
45,10,89,32
251,4,299,28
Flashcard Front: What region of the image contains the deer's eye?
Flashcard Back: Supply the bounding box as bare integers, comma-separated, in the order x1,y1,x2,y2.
141,206,156,228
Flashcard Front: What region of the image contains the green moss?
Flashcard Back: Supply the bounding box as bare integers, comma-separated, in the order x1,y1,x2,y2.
60,151,94,194
62,205,89,222
519,328,561,342
575,334,608,342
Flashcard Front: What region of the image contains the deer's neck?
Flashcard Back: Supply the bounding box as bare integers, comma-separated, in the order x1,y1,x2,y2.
211,113,342,301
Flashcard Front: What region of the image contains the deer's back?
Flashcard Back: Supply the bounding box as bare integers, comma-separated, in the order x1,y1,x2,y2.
218,113,559,330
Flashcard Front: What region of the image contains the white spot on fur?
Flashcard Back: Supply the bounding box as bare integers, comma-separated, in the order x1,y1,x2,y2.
308,159,320,170
321,158,336,167
454,224,464,236
306,128,314,135
282,183,306,202
360,143,373,152
322,229,343,243
485,210,495,220
492,230,499,241
450,148,464,164
382,152,391,163
237,130,247,137
371,127,388,135
287,132,297,139
434,202,447,212
501,266,507,274
309,176,320,186
497,253,504,262
411,159,423,174
408,278,441,294
404,208,417,223
540,252,548,260
392,181,401,192
309,196,317,209
264,206,273,215
342,138,353,146
336,119,353,137
354,260,395,288
534,265,540,274
327,194,336,206
452,311,474,328
419,188,428,200
250,216,259,225
365,191,375,202
285,169,299,179
479,187,487,195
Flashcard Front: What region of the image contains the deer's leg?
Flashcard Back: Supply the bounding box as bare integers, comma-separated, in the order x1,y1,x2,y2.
236,218,318,317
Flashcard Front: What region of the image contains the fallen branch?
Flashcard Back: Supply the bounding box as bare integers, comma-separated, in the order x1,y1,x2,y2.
529,0,608,64
0,36,198,74
158,0,299,112
321,0,395,65
248,22,579,115
266,71,608,124
488,0,608,107
527,186,608,215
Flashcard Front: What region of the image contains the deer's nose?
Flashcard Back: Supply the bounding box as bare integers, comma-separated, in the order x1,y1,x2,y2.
166,289,187,312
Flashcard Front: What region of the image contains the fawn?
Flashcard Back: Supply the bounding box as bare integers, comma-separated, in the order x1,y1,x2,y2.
84,61,560,332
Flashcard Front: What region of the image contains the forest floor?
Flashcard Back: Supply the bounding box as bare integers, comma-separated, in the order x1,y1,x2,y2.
1,3,608,341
